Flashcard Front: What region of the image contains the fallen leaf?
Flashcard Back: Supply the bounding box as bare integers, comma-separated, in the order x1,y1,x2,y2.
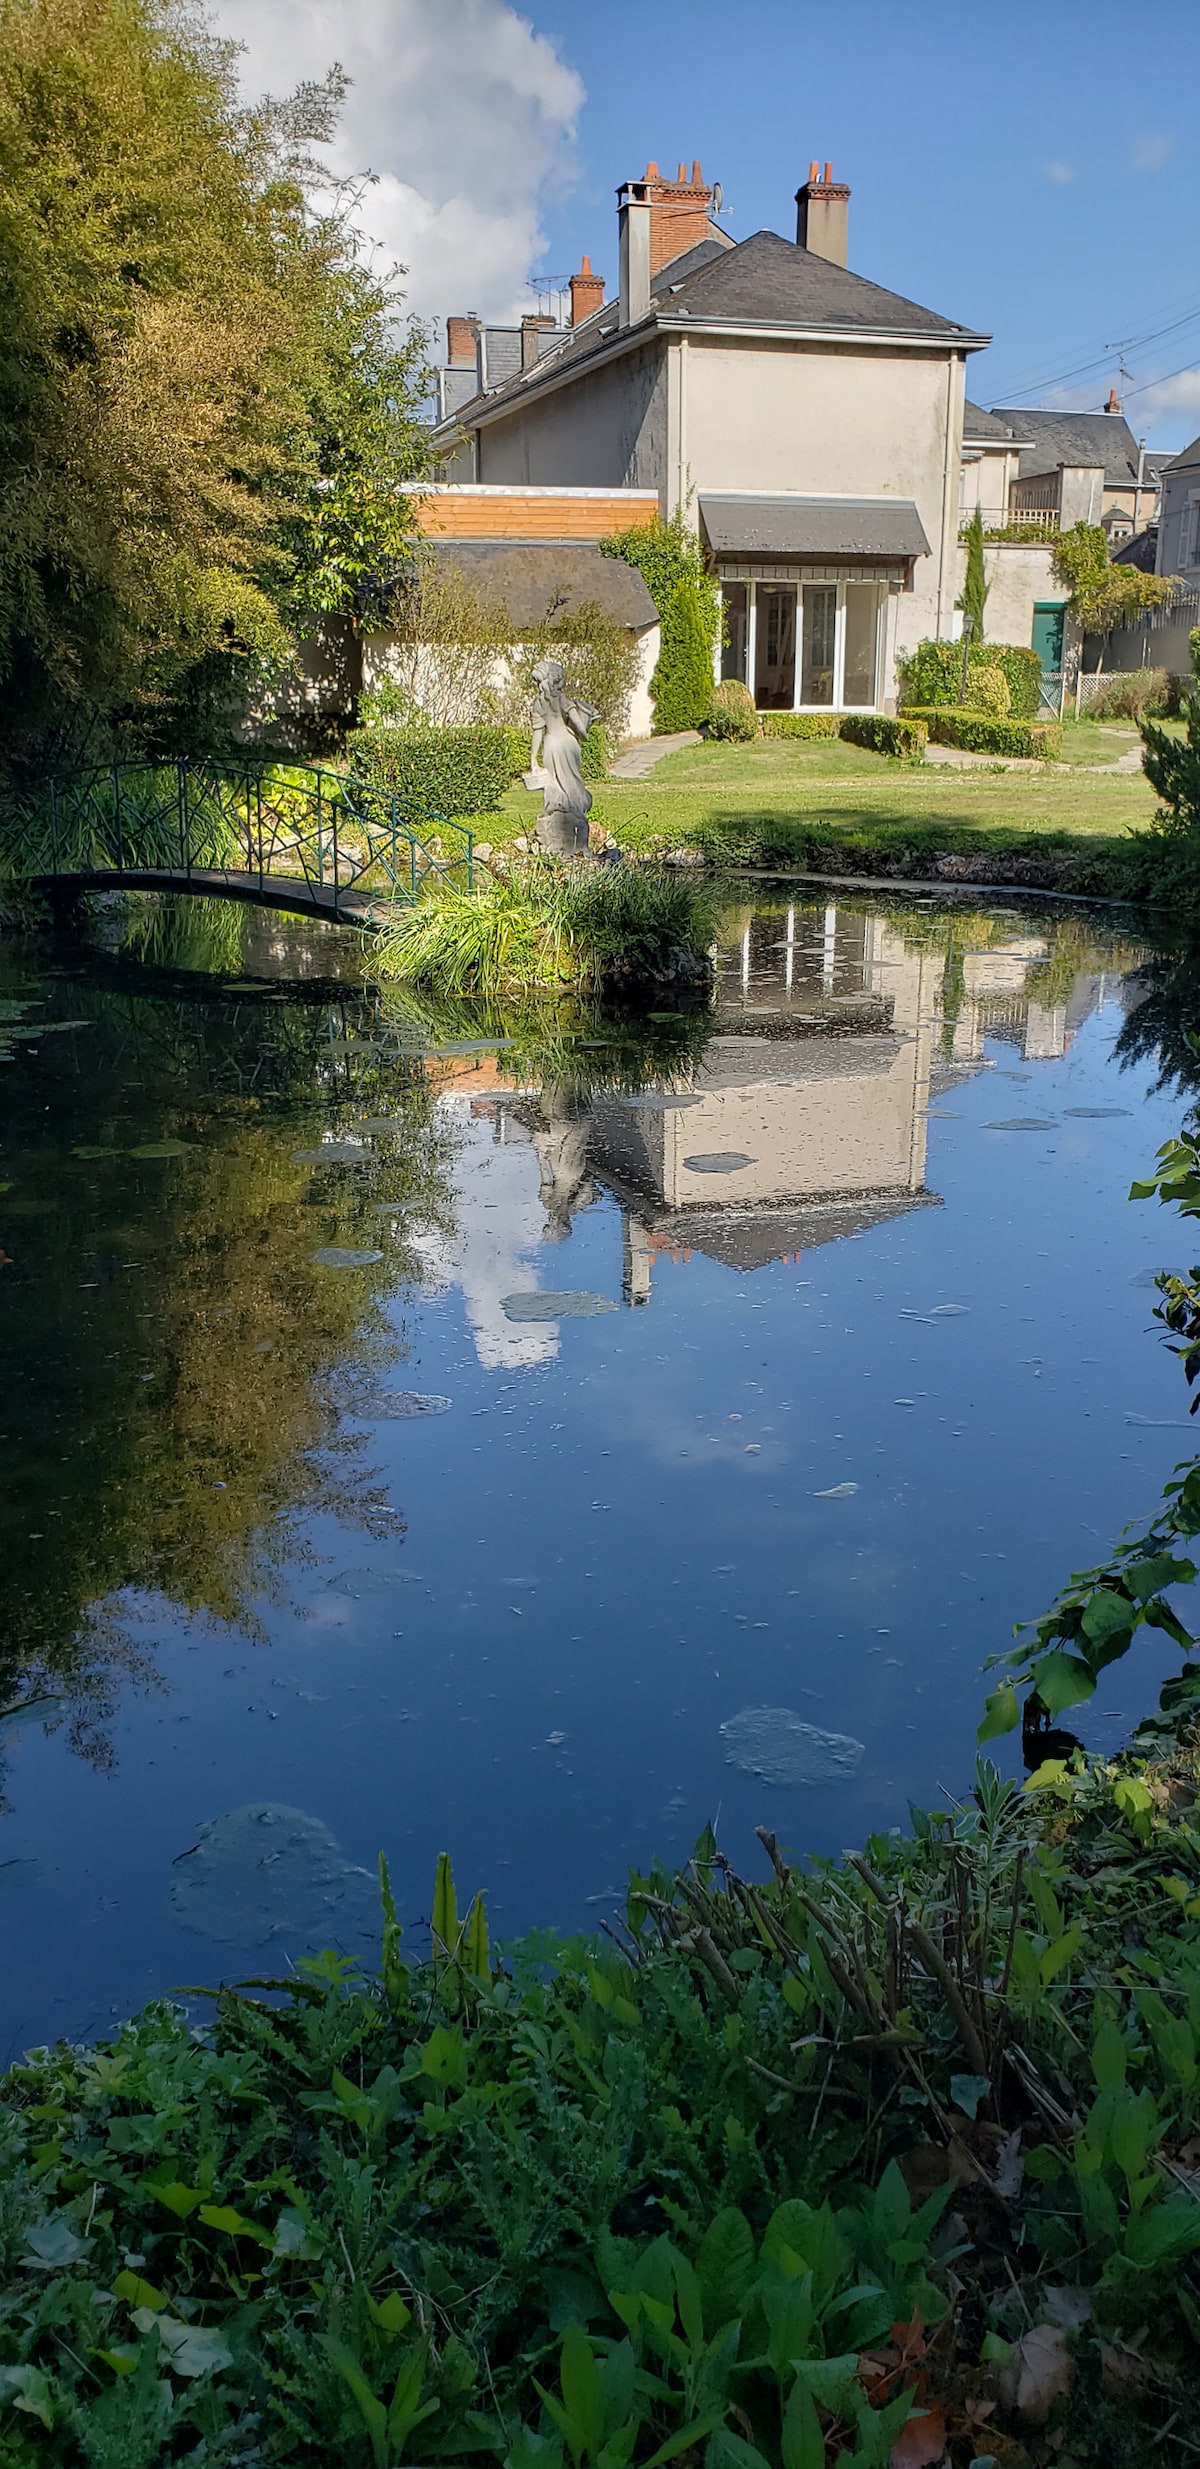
1043,2285,1092,2332
991,2128,1024,2200
1100,2341,1154,2396
998,2323,1074,2424
890,2402,946,2467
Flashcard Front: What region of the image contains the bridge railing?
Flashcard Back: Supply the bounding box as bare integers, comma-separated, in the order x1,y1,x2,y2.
4,758,475,915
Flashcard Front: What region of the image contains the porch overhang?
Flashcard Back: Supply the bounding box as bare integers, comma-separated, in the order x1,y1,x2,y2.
699,493,930,564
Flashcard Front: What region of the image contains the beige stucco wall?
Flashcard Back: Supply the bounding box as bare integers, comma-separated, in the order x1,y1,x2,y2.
949,541,1064,650
360,625,661,743
673,336,966,658
472,342,667,493
959,443,1020,517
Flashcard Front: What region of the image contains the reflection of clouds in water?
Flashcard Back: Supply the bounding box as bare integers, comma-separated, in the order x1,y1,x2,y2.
416,1104,558,1370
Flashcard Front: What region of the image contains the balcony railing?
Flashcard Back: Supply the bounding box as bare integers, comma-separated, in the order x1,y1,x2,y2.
959,507,1061,542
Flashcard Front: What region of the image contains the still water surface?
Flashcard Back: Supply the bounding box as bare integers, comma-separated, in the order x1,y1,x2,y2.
1,886,1195,2050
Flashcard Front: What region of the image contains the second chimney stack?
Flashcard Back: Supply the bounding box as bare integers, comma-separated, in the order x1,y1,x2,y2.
795,161,851,267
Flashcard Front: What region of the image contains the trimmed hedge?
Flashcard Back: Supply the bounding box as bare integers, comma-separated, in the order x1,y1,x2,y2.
349,724,511,817
759,711,841,739
838,713,927,759
897,638,1043,720
905,706,1062,760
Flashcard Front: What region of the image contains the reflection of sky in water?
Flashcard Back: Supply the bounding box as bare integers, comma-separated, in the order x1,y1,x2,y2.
0,893,1195,2050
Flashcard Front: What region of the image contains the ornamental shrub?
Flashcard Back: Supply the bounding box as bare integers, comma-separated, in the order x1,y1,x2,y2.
759,711,841,738
966,664,1011,719
838,713,927,758
708,678,758,740
652,578,715,731
347,722,511,817
601,514,720,734
1143,632,1200,836
1089,668,1170,721
896,638,1042,718
905,707,1061,760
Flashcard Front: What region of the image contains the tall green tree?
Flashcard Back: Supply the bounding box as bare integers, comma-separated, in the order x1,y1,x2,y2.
957,505,989,648
1052,521,1170,677
0,0,430,773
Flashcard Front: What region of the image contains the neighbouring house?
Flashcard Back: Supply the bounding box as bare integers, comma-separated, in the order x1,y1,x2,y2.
986,398,1172,534
432,158,990,715
362,482,663,737
1156,433,1200,584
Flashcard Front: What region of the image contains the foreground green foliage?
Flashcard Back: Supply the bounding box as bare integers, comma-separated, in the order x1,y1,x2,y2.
368,867,716,997
896,640,1043,721
601,518,720,734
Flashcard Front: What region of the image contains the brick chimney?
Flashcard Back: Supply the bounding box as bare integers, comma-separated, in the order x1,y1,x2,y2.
520,312,557,370
569,253,605,325
1104,386,1122,413
446,313,480,368
619,157,718,288
795,160,850,266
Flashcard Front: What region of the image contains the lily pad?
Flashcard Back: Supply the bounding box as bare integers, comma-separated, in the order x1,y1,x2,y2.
620,1093,702,1111
130,1141,191,1159
1063,1107,1131,1119
720,1706,865,1787
311,1247,383,1269
351,1390,451,1418
171,1802,377,1946
684,1153,756,1173
0,1859,41,1891
983,1119,1057,1133
293,1143,371,1166
813,1481,859,1498
501,1292,618,1321
0,1695,62,1737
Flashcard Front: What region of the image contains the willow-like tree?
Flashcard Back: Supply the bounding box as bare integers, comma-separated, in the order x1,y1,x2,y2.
0,0,430,775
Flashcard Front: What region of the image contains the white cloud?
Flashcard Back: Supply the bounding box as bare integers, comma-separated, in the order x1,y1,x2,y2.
1044,161,1075,185
1128,367,1200,425
215,0,584,329
1133,133,1173,173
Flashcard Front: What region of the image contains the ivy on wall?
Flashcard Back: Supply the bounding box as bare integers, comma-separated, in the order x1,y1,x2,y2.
601,514,720,733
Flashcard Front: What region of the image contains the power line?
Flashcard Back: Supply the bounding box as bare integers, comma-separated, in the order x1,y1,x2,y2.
986,294,1200,405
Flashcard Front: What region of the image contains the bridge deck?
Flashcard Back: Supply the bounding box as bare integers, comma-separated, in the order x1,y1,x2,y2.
31,867,399,926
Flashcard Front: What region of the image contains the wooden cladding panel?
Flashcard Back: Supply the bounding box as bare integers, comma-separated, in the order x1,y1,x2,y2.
413,495,658,540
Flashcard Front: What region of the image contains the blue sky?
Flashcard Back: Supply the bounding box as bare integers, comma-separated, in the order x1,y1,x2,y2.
223,0,1199,446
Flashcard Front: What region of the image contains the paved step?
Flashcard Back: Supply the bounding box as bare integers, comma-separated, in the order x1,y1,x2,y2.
608,731,702,780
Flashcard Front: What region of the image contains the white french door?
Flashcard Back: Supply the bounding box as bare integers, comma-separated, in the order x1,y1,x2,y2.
720,579,883,711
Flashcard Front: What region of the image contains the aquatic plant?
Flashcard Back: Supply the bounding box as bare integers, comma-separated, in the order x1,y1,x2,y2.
367,865,717,997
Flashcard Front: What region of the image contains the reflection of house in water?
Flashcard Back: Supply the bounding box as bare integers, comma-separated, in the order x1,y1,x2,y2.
587,902,1141,1304
590,908,943,1298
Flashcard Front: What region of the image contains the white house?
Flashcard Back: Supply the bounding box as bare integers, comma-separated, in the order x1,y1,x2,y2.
433,161,990,715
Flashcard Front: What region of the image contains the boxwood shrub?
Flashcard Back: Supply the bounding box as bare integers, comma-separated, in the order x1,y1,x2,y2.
897,639,1043,720
759,712,841,739
839,713,927,758
348,724,513,818
905,706,1062,760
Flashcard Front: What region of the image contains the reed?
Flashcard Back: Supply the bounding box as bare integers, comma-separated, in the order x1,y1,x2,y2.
368,861,716,996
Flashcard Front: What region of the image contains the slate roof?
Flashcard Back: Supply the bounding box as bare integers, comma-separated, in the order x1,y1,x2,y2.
439,229,988,437
420,540,658,629
962,400,1021,442
644,1191,938,1274
990,405,1149,486
699,492,929,560
1161,435,1200,472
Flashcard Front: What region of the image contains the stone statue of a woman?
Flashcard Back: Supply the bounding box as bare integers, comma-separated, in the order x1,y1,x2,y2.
526,658,599,856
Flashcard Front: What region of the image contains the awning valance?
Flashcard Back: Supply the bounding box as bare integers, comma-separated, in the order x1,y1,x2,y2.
699,493,930,562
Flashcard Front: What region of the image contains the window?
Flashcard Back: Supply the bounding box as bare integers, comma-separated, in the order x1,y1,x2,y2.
755,586,797,709
720,583,748,682
842,585,880,707
1191,501,1200,569
800,587,836,706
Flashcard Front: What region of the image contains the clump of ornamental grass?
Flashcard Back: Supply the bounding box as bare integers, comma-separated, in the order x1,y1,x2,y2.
367,861,716,997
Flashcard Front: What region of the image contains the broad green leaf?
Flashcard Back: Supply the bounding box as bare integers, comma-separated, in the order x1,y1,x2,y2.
432,1851,459,1954
134,2311,232,2379
1031,1651,1096,1716
0,2364,56,2426
465,1889,490,1983
324,2335,387,2460
1091,2021,1127,2092
1040,1923,1082,1984
1080,1589,1134,1647
370,2290,413,2336
198,2202,270,2244
949,2072,990,2120
978,1683,1019,1741
419,2024,467,2089
145,2178,205,2218
113,2268,167,2311
695,2206,755,2332
781,2376,824,2469
705,2431,773,2469
23,2213,88,2270
559,2323,605,2464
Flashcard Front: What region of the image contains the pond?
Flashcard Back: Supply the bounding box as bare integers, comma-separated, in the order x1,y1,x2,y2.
1,883,1196,2053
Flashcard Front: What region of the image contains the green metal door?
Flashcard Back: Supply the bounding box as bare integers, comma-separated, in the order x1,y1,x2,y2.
1032,603,1065,672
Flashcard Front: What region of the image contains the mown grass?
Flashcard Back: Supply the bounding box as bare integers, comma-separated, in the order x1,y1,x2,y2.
368,863,717,997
